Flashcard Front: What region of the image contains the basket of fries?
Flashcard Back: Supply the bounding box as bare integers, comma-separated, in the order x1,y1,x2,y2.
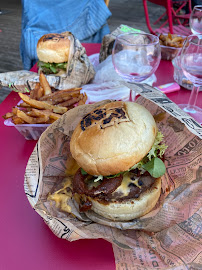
3,72,88,140
159,33,186,61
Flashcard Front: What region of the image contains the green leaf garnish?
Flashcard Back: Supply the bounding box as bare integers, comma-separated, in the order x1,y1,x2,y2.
81,168,88,175
142,157,166,178
106,172,124,179
38,60,67,74
49,65,58,74
129,131,167,178
147,131,167,160
56,63,67,70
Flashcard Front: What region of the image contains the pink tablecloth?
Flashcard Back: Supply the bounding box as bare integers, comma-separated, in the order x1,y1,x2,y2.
0,43,201,270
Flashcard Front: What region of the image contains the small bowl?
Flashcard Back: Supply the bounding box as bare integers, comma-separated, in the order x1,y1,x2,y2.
159,34,186,61
160,45,181,61
4,118,50,140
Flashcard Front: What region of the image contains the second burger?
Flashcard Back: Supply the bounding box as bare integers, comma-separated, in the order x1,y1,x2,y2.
37,32,72,75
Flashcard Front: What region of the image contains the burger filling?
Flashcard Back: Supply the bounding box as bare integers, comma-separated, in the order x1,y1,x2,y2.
73,131,167,212
37,61,67,75
73,169,158,212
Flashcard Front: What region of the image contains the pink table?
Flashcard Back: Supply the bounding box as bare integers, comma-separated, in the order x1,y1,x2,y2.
0,43,201,270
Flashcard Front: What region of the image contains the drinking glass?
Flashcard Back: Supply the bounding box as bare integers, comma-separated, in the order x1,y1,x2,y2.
190,5,202,35
179,34,202,124
112,33,161,99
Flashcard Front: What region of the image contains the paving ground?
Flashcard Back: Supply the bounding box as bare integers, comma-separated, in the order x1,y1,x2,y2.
0,0,165,103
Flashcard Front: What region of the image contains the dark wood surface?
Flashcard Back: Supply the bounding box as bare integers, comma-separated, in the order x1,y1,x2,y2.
0,0,165,103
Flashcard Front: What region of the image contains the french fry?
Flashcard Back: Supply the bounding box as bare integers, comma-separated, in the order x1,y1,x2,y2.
159,34,166,42
36,87,44,100
16,109,49,124
78,93,87,105
25,110,36,117
12,116,25,125
17,102,31,108
159,33,185,48
39,72,52,95
30,109,61,121
30,82,40,99
18,93,68,114
39,100,53,105
167,32,172,40
46,118,56,124
2,73,88,127
57,95,83,107
39,88,81,101
2,112,14,119
51,92,81,105
12,107,18,115
172,36,183,43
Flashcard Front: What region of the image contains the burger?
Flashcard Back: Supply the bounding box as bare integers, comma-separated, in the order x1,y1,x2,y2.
69,101,167,221
37,32,71,75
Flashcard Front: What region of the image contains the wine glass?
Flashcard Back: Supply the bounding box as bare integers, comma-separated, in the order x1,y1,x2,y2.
179,34,202,124
190,5,202,35
112,33,161,100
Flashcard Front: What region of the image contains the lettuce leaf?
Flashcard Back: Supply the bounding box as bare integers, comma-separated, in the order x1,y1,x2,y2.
142,157,166,178
147,131,167,160
129,131,167,177
37,61,67,74
81,168,88,175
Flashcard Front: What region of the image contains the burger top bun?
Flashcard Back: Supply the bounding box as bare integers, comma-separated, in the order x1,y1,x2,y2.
37,33,70,63
70,101,157,176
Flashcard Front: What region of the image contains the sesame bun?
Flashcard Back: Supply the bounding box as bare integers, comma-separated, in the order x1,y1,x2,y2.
37,33,70,63
84,177,161,221
70,101,157,176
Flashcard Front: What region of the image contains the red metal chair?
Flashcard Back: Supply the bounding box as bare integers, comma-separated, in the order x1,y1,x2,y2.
143,0,192,35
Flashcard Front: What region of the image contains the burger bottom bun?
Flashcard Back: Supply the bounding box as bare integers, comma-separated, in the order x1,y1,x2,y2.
86,177,161,221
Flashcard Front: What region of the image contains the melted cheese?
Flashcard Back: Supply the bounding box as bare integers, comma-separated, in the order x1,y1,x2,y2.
113,172,141,197
48,177,72,213
133,178,142,189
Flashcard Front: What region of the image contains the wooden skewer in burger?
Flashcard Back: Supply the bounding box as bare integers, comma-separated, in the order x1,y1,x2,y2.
70,101,167,221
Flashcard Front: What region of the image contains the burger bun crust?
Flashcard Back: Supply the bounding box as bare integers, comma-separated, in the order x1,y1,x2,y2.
37,33,70,63
70,101,157,176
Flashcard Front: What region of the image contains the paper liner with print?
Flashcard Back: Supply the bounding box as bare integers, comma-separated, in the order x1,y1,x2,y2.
0,32,95,92
24,85,202,270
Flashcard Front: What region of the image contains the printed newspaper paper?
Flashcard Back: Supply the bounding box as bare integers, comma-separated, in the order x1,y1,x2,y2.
0,32,95,92
24,83,202,270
